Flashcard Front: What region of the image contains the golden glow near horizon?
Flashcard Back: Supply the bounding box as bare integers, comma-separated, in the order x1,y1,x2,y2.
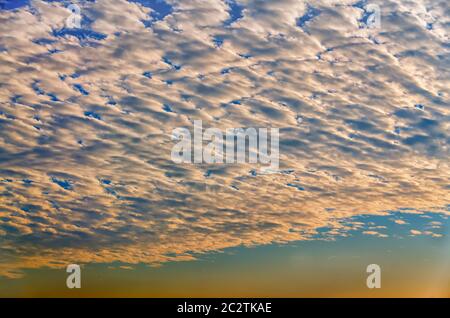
0,0,448,297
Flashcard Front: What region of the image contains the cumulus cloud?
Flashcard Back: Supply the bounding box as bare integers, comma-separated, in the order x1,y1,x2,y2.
0,0,449,277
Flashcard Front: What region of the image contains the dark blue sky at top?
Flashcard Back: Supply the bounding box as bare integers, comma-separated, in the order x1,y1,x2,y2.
0,0,29,10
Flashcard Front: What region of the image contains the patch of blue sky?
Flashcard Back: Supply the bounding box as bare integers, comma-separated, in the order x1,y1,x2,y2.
128,0,173,26
20,204,39,213
213,36,224,47
31,81,45,95
221,68,231,75
104,186,117,196
10,95,21,103
162,104,173,113
314,211,449,240
142,71,152,78
73,84,89,95
402,134,429,146
415,104,425,110
47,93,59,101
100,179,111,185
357,3,380,28
84,111,101,120
351,0,367,10
32,38,56,46
35,2,107,45
359,11,373,27
287,183,305,191
0,110,15,119
224,0,244,27
52,28,107,42
51,177,73,190
296,5,321,29
162,56,181,70
204,170,212,177
22,179,33,185
180,94,191,101
44,1,96,25
106,98,117,106
238,53,251,59
48,48,61,54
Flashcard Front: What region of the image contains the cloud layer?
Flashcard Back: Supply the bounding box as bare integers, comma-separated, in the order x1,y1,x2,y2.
0,0,449,278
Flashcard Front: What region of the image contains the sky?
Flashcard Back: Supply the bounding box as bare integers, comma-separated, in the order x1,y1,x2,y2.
0,0,449,297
